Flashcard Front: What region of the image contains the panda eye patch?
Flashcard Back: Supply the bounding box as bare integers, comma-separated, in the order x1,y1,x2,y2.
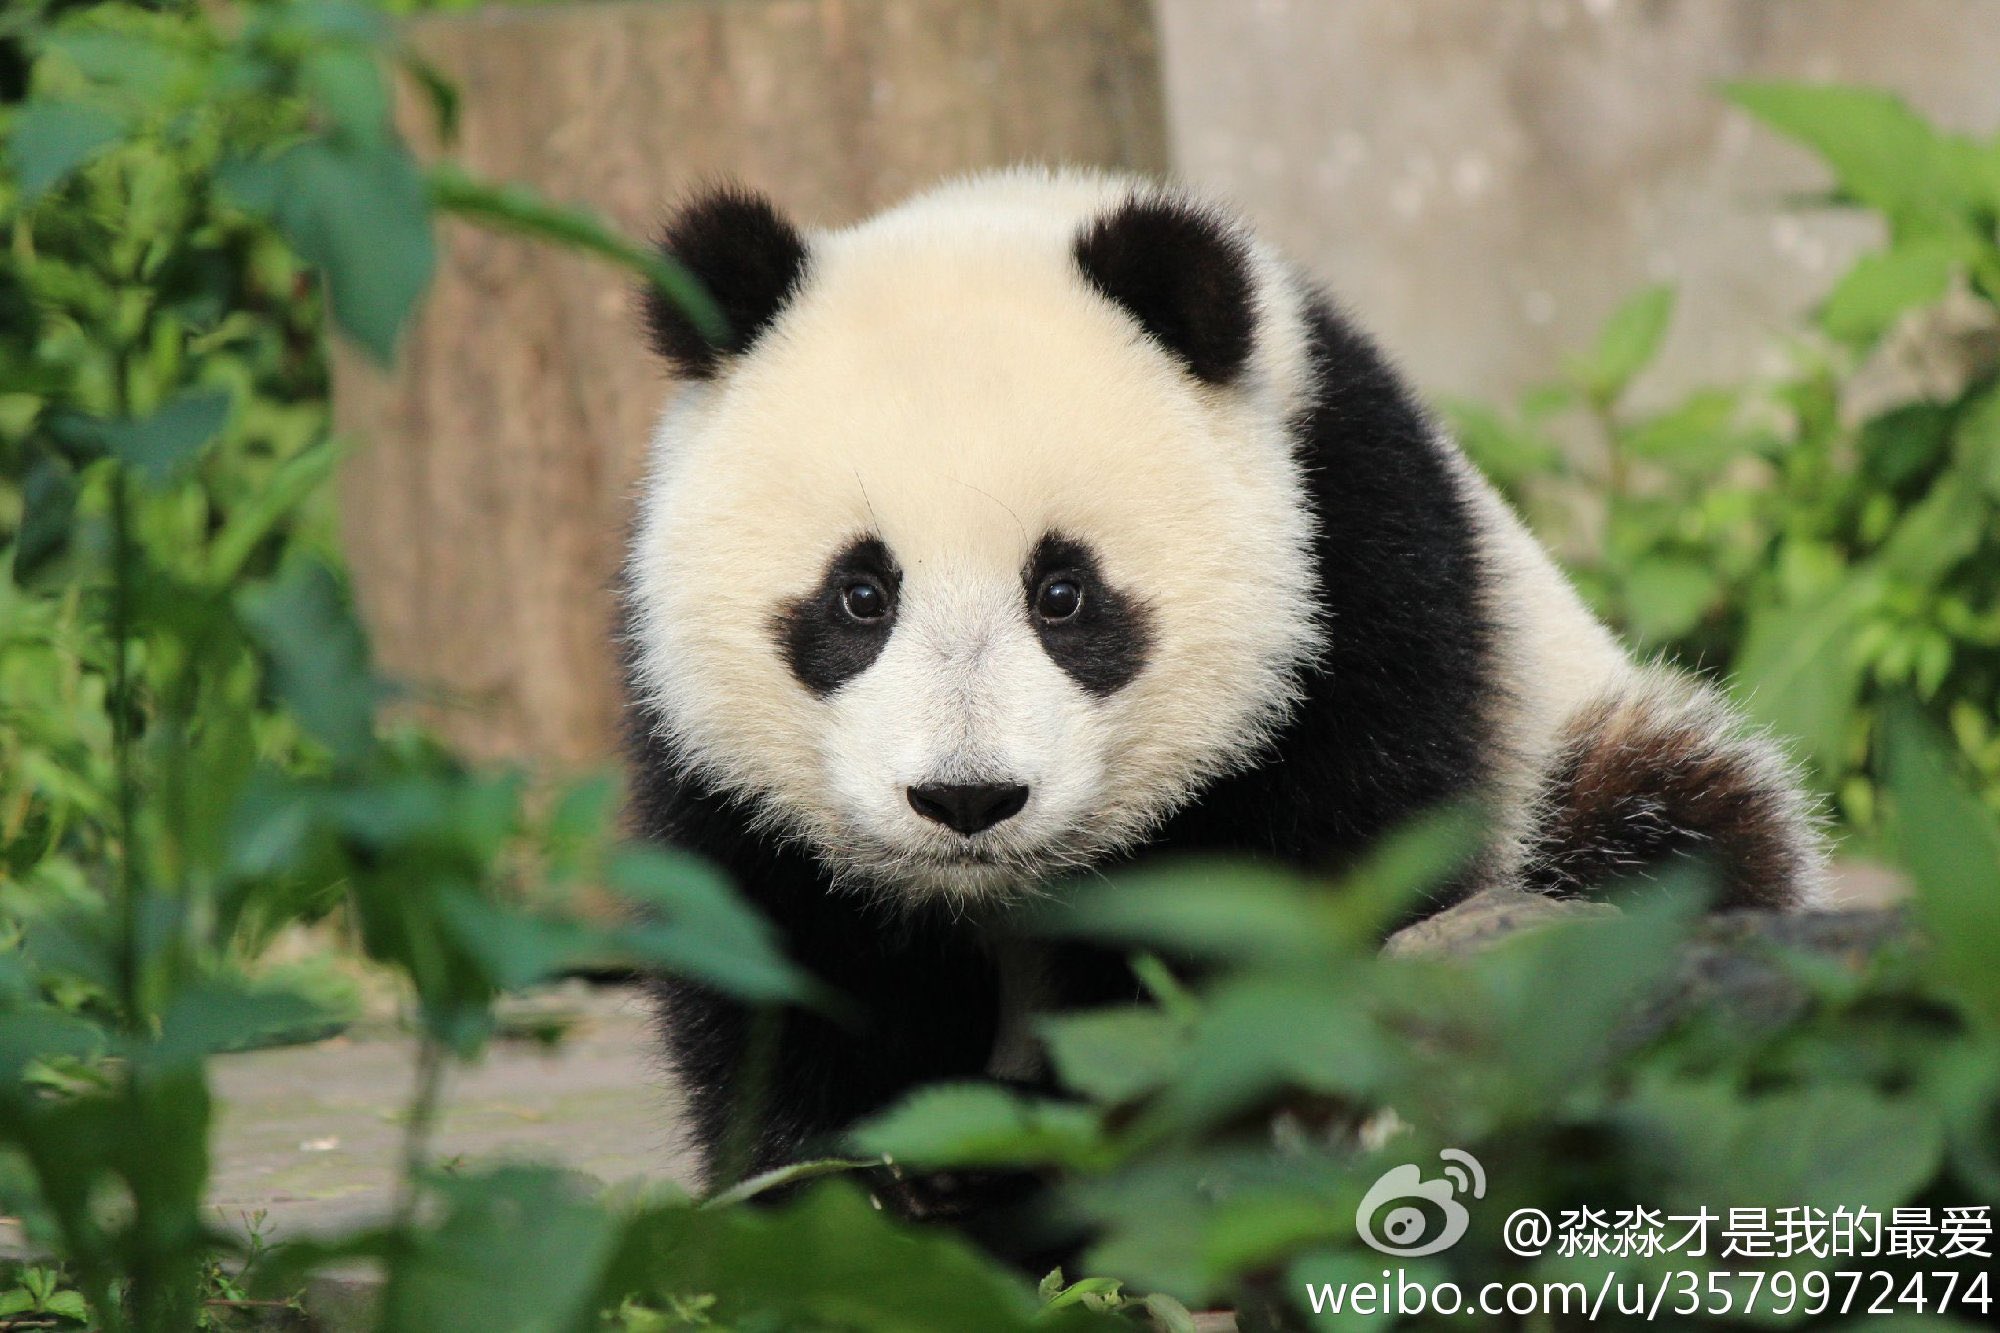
775,536,901,697
841,579,891,622
1023,533,1152,696
1034,575,1084,622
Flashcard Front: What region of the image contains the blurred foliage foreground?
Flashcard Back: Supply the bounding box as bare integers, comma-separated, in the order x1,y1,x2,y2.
1,2,1998,1331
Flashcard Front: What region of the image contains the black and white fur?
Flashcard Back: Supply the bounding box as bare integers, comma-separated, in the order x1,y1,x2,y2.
622,170,1825,1204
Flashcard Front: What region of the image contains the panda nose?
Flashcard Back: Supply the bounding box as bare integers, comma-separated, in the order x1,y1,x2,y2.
907,783,1030,836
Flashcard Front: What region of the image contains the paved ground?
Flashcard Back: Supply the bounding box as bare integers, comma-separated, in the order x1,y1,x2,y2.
206,983,696,1243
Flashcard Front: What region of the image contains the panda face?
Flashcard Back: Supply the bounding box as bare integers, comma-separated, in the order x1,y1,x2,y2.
758,525,1143,899
627,175,1325,905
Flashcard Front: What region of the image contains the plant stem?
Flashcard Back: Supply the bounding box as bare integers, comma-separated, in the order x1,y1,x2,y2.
109,418,143,1037
1595,400,1626,550
106,318,197,1333
392,1035,449,1232
90,334,140,1333
1593,397,1628,629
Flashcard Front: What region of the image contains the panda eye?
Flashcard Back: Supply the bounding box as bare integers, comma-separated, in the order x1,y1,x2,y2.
840,579,891,623
1035,575,1084,623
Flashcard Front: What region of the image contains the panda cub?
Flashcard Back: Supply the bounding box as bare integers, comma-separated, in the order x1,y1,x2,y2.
622,169,1824,1197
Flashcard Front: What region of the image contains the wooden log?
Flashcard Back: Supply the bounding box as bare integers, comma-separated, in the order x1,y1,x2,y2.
333,0,1167,771
1386,890,1915,1039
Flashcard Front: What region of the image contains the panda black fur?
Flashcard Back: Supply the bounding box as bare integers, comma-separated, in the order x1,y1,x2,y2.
621,169,1825,1207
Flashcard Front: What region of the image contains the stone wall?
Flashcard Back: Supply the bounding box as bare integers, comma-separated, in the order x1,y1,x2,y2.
1158,0,2000,404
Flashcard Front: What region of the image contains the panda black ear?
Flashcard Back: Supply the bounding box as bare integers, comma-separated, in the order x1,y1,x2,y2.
1073,195,1257,386
643,187,810,379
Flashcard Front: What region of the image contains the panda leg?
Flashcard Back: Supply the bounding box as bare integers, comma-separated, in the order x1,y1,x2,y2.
1518,669,1826,910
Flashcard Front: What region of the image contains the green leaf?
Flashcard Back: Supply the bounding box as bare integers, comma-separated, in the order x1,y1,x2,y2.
227,142,436,363
1820,237,1965,344
1619,389,1749,471
849,1083,1106,1169
19,907,123,998
1039,1005,1187,1105
1149,971,1390,1131
1725,81,1987,227
381,1167,619,1333
439,884,815,1013
207,441,341,582
96,389,232,485
151,976,348,1062
1954,383,2000,501
0,1011,107,1081
42,1290,88,1321
429,164,725,343
1142,1293,1198,1333
272,0,392,44
1733,579,1878,773
1621,555,1718,642
607,847,829,1007
431,891,605,993
610,1182,1107,1332
1862,401,1952,487
6,101,125,200
237,558,379,762
1573,284,1674,402
1440,398,1562,487
1041,1276,1123,1311
1878,475,1987,583
302,44,392,146
1628,1083,1943,1211
13,454,79,578
1042,808,1481,963
701,1157,877,1209
43,26,191,99
1043,860,1333,963
1882,703,2000,1026
1067,1150,1355,1298
399,49,462,144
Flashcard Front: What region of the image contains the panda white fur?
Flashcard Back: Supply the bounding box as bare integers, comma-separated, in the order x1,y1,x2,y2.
621,168,1826,1207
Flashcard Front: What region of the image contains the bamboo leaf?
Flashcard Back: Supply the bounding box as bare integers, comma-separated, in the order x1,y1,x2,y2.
428,164,726,342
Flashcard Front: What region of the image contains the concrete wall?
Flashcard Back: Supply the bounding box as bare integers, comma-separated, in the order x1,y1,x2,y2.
1158,0,2000,405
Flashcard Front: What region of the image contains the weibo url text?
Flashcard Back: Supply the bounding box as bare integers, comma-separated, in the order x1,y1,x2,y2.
1304,1268,1996,1321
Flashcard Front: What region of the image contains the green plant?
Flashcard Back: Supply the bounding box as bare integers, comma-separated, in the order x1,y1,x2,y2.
0,1263,93,1324
6,11,1998,1329
4,1214,311,1330
846,722,1999,1327
1447,83,2000,831
0,3,811,1331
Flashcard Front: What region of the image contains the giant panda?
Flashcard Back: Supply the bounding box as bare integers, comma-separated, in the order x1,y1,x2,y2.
621,168,1825,1212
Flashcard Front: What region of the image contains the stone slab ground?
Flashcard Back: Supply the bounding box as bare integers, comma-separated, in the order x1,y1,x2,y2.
205,983,694,1245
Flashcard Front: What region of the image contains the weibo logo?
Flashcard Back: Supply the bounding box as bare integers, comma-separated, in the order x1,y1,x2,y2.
1354,1148,1487,1257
